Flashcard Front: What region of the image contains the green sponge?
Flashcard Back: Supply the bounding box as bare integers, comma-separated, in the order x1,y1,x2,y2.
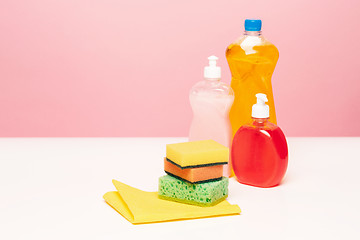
158,175,228,207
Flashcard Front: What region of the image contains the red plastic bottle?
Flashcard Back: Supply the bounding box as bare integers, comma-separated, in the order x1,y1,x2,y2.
231,93,288,187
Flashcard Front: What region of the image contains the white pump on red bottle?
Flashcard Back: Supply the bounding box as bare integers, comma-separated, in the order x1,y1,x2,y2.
252,93,270,118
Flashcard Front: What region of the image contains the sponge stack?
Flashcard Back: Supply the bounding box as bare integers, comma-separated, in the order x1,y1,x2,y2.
158,140,229,207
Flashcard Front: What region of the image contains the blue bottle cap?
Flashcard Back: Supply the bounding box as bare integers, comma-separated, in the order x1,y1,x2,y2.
244,19,262,31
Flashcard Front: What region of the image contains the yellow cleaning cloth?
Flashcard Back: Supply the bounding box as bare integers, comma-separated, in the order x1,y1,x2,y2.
103,180,241,224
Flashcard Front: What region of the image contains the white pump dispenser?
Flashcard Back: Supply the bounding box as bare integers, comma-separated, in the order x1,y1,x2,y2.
252,93,270,118
204,55,221,79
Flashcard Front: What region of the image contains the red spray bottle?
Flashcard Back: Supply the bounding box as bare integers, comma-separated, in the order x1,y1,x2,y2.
231,93,288,187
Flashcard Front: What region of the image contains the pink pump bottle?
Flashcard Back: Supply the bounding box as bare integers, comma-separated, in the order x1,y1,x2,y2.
189,56,234,176
231,93,288,187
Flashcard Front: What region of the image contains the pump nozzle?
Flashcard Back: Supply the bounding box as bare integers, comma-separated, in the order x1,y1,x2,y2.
204,55,221,79
256,93,268,104
208,55,218,67
252,93,270,118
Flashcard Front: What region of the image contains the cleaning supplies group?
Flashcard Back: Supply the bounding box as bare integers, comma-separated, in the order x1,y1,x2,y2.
189,19,288,188
105,18,287,224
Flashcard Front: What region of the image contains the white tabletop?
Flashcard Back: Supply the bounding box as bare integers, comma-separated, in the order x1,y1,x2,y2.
0,137,359,239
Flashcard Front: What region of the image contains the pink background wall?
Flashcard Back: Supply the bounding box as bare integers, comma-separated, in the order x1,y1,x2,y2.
0,0,359,137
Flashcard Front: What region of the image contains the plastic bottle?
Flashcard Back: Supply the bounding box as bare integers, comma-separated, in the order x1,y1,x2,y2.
189,56,234,176
231,93,288,188
226,19,279,137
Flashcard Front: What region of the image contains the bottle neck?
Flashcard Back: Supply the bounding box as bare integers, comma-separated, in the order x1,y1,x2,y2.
204,77,221,82
252,117,269,126
244,30,262,36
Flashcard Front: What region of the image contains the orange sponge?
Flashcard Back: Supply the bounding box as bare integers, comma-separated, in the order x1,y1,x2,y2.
164,158,223,184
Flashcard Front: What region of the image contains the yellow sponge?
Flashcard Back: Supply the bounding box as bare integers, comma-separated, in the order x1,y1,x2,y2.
166,140,229,168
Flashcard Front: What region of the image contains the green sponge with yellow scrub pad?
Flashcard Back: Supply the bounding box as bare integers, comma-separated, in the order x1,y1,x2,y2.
159,140,230,206
158,175,229,207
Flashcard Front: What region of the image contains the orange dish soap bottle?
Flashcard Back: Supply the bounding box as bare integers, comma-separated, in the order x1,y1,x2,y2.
226,19,279,136
231,93,288,188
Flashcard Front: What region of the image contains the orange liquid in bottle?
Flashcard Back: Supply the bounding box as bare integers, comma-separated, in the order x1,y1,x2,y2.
226,34,279,136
